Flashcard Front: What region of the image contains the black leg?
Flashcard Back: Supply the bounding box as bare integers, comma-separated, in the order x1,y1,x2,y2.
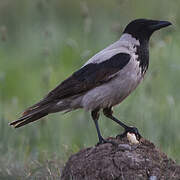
91,109,104,144
91,109,117,146
103,107,141,140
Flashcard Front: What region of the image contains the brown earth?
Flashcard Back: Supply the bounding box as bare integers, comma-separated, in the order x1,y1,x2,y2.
61,137,180,180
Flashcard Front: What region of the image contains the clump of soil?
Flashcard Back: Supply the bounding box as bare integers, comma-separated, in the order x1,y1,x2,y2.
61,137,180,180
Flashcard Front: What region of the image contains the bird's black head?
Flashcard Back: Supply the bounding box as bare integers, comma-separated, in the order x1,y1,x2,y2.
123,19,172,42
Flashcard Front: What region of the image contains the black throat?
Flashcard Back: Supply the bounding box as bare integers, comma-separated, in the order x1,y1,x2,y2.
136,38,149,74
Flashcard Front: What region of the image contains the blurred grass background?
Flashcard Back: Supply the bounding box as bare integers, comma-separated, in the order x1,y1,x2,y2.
0,0,180,178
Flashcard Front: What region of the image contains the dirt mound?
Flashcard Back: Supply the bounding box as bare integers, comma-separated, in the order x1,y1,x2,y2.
61,137,180,180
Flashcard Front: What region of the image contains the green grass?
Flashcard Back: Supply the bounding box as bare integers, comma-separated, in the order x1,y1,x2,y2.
0,0,180,178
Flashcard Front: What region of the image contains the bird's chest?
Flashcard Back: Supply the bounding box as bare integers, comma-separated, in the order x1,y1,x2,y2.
111,57,145,102
120,56,143,83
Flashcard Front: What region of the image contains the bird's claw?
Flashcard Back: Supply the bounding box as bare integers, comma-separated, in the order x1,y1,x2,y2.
116,126,141,141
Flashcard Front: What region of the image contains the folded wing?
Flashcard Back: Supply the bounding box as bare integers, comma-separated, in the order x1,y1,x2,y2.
41,52,130,104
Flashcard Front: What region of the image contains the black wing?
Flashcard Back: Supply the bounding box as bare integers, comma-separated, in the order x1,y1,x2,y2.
32,53,130,107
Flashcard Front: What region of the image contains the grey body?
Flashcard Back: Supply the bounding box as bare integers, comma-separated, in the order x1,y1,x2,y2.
55,34,143,112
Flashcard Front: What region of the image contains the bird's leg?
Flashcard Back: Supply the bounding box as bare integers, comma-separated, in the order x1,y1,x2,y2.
103,107,141,140
91,109,117,146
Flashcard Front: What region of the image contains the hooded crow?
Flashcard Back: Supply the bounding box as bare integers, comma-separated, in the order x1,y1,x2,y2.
9,19,172,144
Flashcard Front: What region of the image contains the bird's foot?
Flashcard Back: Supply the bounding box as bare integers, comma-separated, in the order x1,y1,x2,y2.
116,126,141,141
96,137,117,146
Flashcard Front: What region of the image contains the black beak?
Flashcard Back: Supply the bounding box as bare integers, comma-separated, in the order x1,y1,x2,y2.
150,21,172,31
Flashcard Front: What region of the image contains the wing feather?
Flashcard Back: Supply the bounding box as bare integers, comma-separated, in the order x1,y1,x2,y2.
29,53,131,108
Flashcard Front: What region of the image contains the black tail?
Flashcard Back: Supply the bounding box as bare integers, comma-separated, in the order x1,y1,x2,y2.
9,105,49,128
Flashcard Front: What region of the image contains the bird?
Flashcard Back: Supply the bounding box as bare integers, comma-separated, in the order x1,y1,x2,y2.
9,19,172,144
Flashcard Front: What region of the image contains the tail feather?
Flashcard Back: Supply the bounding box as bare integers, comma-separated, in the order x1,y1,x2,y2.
10,112,48,128
9,99,73,128
9,104,50,128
